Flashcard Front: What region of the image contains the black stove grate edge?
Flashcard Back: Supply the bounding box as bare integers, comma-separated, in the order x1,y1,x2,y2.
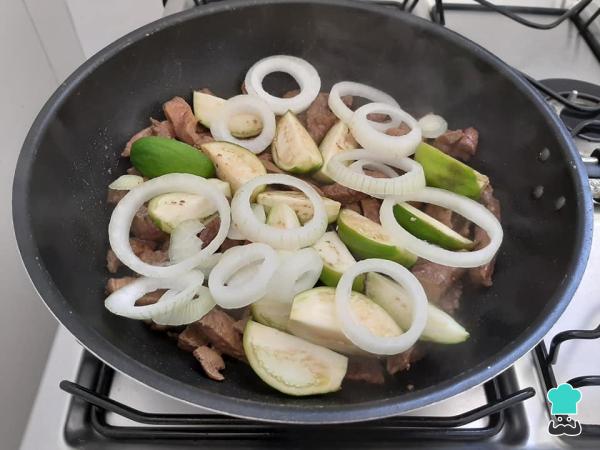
60,351,532,445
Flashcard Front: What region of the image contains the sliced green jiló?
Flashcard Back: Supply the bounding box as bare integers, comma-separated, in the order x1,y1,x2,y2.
365,273,469,344
200,141,266,198
392,202,474,251
266,202,301,229
288,287,402,355
250,300,292,331
337,208,417,268
414,142,489,199
256,190,341,224
193,90,262,138
148,192,216,233
130,136,215,179
312,231,364,292
243,320,348,396
313,120,358,184
271,111,323,174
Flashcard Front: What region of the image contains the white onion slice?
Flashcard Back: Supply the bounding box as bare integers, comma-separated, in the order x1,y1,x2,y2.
104,270,205,320
109,174,230,278
231,174,328,250
168,219,205,263
380,187,503,268
152,286,216,326
350,103,422,157
328,81,402,131
208,243,279,309
418,113,448,139
335,259,428,355
261,248,323,304
210,95,276,154
227,203,266,240
349,159,398,178
244,55,321,115
327,150,425,197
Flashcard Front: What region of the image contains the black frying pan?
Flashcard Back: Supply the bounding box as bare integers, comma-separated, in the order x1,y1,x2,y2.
12,0,593,423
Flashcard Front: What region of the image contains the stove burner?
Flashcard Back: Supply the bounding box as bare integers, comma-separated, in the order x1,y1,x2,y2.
540,79,600,142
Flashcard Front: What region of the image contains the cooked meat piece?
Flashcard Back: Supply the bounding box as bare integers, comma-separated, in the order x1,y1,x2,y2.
411,260,465,303
385,123,411,136
437,281,463,314
363,168,389,179
150,118,175,139
106,250,120,274
321,183,369,204
197,87,215,96
386,345,426,375
122,126,152,157
233,316,249,334
132,205,167,242
197,308,245,360
178,322,209,352
194,346,226,381
432,127,479,161
106,276,137,294
345,202,362,214
148,321,171,332
423,204,453,228
219,238,243,252
130,238,158,253
199,217,221,247
126,166,142,176
166,331,180,341
367,112,389,123
107,188,128,205
360,197,382,223
345,358,385,384
135,290,165,306
469,185,501,287
163,96,214,147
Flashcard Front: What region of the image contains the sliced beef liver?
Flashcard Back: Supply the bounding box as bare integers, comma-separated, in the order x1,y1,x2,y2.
106,276,137,294
345,358,385,384
150,118,175,139
469,185,501,287
163,96,213,147
432,127,479,162
411,260,465,304
360,197,382,223
199,216,221,247
197,309,245,360
386,345,425,375
122,126,152,157
178,322,209,352
385,123,411,136
132,205,167,242
193,346,226,381
107,189,128,205
321,183,369,204
437,281,463,315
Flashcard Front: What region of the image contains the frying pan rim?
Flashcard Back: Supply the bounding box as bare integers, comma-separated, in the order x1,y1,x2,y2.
12,0,593,424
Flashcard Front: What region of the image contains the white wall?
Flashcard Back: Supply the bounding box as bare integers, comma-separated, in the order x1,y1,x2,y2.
0,2,62,449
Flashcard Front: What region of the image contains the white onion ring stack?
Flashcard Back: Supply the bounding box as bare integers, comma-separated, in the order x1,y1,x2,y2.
327,149,425,197
210,95,276,154
328,81,402,131
105,270,206,320
350,103,422,157
231,174,328,250
152,286,216,326
208,243,279,309
336,259,428,355
244,55,321,115
109,174,230,278
380,187,503,268
418,113,448,139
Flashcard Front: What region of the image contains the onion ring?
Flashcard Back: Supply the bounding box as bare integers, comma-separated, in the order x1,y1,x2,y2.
327,149,425,197
336,259,428,355
231,174,328,250
244,55,321,115
328,81,402,131
152,286,216,326
210,95,276,154
418,113,448,139
109,174,230,278
208,243,279,308
168,219,205,263
380,187,503,267
228,203,266,240
350,103,422,157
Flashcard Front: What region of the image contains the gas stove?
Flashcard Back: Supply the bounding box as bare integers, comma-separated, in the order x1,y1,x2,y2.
19,1,600,449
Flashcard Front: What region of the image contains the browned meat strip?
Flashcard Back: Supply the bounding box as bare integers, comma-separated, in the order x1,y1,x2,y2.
199,217,221,247
385,123,411,136
321,183,369,204
345,358,385,384
178,322,209,352
106,276,137,294
194,346,226,381
197,309,245,360
132,205,167,242
147,321,171,332
386,345,425,375
122,126,152,157
432,127,479,162
107,189,128,205
150,118,175,139
233,316,249,334
106,250,120,274
163,97,214,147
345,202,362,215
219,238,244,253
135,290,165,306
469,185,501,287
360,197,382,224
437,281,463,314
411,260,465,303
